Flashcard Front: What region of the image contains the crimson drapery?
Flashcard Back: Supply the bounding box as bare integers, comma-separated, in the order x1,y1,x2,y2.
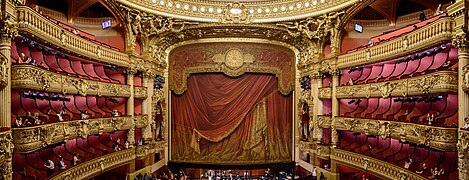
171,73,292,163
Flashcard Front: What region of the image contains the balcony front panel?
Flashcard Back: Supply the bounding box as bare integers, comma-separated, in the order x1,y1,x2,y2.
12,65,132,97
12,116,136,153
319,71,457,99
334,117,458,151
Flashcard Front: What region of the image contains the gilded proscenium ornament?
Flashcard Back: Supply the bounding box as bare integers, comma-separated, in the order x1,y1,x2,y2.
334,117,458,151
0,54,9,89
12,116,135,153
318,71,457,99
50,148,135,180
458,130,469,179
277,11,345,55
11,65,133,98
220,2,251,24
337,17,453,69
0,131,13,180
332,149,427,180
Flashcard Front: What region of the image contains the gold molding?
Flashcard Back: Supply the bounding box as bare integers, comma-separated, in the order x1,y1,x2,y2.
135,144,151,158
50,148,136,180
332,149,427,180
134,86,148,99
11,65,133,98
0,131,13,180
12,116,137,154
115,0,357,23
15,6,131,67
318,88,332,99
168,39,296,95
315,144,331,160
458,130,469,180
319,71,458,99
166,37,300,58
134,115,149,128
318,115,331,128
334,117,458,151
337,17,454,69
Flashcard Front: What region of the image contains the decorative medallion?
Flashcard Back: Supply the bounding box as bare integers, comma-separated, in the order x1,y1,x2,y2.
212,48,254,69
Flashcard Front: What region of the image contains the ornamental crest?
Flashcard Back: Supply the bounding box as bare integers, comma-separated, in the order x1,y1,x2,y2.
212,49,254,69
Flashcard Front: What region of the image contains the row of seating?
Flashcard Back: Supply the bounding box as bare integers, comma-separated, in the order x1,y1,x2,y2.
12,130,131,180
338,94,458,127
11,36,128,84
339,131,458,180
12,90,128,126
341,44,456,86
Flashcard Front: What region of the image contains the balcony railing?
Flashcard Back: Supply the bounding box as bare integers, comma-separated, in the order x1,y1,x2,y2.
16,6,130,67
11,115,144,153
332,149,427,180
11,65,134,98
50,148,136,180
334,117,458,151
318,71,457,99
337,17,454,69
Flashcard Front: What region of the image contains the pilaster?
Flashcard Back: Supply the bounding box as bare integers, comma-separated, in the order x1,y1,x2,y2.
125,67,137,148
311,71,323,144
142,71,155,143
330,69,340,148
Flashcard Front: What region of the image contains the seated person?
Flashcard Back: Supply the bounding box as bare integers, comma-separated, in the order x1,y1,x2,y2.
57,109,66,122
463,118,469,129
111,110,120,117
15,116,23,127
80,110,89,120
58,158,67,170
416,163,427,174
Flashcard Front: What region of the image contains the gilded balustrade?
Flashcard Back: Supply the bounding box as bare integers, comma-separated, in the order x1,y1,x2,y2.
318,71,457,99
332,149,427,180
15,6,130,67
337,17,454,69
334,117,458,151
11,65,133,97
12,116,136,153
50,148,136,180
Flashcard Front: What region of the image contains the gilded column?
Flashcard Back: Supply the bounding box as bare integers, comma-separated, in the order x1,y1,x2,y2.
142,72,154,143
0,0,18,179
331,69,340,148
311,71,323,144
448,1,469,179
125,67,137,147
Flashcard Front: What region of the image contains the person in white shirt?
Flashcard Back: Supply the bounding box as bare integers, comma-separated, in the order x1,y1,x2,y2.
44,159,54,176
463,118,469,129
312,167,317,180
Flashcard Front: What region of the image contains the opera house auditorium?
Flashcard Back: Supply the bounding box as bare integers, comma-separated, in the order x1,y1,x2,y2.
0,0,468,179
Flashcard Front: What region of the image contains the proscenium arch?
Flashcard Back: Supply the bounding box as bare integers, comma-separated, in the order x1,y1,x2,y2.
166,38,298,164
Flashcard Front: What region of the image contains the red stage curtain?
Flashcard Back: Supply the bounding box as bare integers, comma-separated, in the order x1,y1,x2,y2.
171,73,292,163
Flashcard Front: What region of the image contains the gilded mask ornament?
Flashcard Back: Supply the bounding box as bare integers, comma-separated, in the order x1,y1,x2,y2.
0,54,8,88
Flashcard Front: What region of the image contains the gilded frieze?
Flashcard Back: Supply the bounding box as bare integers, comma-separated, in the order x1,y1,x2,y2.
333,117,458,151
11,65,132,98
12,116,135,153
116,0,356,23
319,71,457,99
50,148,136,180
332,149,427,180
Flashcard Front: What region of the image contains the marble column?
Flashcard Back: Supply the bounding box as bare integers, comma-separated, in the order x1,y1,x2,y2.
125,68,136,147
142,72,154,143
331,69,340,148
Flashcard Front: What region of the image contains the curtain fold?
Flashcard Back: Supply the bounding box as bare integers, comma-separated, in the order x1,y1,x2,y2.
171,73,292,163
